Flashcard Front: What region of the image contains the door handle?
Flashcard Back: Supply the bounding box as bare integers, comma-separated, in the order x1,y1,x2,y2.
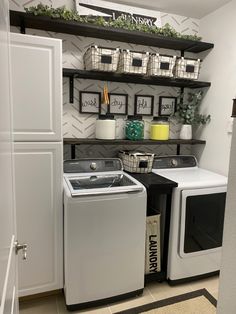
15,241,27,260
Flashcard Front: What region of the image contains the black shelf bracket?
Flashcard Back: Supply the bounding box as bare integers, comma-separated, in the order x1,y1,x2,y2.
69,76,74,104
71,144,76,159
176,144,181,155
20,18,25,34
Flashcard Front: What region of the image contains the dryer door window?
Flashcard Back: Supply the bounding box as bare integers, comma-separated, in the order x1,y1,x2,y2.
179,187,226,258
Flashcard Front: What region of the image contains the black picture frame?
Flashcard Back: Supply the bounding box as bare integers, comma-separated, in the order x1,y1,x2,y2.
107,93,128,115
159,96,177,116
134,95,154,116
79,91,101,114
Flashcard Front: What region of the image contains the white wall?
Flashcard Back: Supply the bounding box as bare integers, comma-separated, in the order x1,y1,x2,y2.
217,118,236,314
194,0,236,176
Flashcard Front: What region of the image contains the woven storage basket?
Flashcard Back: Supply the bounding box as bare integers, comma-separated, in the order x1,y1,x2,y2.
84,46,120,72
147,54,176,77
175,57,201,80
118,50,149,74
119,150,154,173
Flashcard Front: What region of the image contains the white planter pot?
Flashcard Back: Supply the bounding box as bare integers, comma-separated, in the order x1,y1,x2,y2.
179,124,192,140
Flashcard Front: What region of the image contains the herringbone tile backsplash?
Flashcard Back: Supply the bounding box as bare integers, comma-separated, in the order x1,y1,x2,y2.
10,0,199,158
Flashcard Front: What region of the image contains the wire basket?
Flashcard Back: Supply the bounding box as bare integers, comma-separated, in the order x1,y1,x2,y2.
119,150,154,173
147,54,176,77
84,45,120,72
117,50,149,75
174,57,201,80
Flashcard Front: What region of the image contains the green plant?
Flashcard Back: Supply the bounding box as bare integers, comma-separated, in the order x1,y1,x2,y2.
175,91,211,125
24,4,202,41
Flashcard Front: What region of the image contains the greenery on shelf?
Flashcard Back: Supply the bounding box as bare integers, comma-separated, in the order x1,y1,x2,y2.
24,3,202,41
175,91,211,125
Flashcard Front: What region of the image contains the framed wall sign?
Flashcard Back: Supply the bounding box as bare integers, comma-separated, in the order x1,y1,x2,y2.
107,93,128,115
134,95,154,116
159,96,177,116
79,91,101,114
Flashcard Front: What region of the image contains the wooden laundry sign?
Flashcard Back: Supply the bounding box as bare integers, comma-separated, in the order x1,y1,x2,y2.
75,0,162,28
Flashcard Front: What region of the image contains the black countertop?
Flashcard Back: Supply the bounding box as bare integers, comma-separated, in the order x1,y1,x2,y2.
129,172,178,193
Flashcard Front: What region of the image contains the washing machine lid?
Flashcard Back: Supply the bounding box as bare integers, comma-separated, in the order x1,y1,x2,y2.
64,172,144,196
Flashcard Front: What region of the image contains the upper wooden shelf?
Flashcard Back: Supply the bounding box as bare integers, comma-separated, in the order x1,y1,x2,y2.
63,138,206,146
10,10,214,53
63,68,211,89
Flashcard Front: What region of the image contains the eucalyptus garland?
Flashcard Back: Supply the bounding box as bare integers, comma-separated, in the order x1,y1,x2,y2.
25,4,202,41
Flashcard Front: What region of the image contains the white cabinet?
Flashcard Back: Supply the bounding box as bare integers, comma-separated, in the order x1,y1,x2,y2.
14,143,63,296
10,33,62,142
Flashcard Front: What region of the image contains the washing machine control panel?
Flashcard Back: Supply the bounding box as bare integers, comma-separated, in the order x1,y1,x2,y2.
171,158,178,167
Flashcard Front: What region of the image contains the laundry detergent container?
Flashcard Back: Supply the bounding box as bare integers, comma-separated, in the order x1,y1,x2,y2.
95,114,116,139
150,117,169,140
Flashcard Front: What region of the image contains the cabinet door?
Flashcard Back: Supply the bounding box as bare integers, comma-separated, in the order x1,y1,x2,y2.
11,34,62,142
14,142,63,296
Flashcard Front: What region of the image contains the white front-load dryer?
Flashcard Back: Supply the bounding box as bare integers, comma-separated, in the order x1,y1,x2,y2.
152,155,227,284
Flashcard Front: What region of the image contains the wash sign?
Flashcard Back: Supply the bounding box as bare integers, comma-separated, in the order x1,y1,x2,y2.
75,0,162,28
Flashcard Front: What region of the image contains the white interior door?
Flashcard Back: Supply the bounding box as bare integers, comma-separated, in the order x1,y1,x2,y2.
0,1,18,313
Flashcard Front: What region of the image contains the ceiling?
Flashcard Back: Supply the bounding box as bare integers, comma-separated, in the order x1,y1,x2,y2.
106,0,231,18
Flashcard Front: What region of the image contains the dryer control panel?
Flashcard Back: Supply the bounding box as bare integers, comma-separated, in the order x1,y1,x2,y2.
153,155,197,169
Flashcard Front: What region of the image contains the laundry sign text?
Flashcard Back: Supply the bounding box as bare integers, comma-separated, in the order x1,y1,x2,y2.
75,0,162,28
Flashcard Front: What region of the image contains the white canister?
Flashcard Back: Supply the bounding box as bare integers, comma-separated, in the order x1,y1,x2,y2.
95,115,116,140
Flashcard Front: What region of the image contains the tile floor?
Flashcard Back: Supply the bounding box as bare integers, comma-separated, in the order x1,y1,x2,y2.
19,276,219,314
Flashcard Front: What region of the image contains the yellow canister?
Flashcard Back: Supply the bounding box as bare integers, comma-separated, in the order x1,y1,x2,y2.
150,117,169,140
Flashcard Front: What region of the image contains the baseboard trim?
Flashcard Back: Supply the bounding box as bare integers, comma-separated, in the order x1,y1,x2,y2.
168,271,219,286
66,289,144,311
19,289,63,302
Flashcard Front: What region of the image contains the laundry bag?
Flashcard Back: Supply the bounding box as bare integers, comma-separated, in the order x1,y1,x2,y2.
84,45,120,72
117,50,149,74
175,57,201,80
145,214,161,274
147,54,176,77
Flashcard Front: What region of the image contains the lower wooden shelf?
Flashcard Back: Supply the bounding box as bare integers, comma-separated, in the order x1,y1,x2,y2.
63,138,206,146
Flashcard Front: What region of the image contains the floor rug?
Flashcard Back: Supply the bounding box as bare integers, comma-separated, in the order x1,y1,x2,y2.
115,289,217,314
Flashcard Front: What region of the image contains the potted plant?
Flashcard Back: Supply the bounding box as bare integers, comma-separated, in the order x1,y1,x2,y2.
175,91,210,140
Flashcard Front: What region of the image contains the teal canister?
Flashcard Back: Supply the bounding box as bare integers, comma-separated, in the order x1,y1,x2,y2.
125,115,144,140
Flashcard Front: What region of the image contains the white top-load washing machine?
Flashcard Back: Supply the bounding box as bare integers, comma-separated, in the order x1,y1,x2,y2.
152,155,227,284
63,158,147,310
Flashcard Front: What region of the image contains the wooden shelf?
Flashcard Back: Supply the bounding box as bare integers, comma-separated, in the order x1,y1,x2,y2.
63,68,211,89
10,10,214,53
63,138,206,145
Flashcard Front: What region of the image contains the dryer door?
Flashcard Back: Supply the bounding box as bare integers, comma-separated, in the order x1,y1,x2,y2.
179,186,226,258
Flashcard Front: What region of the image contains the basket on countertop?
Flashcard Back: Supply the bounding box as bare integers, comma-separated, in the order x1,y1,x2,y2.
174,57,201,80
119,150,155,173
117,50,149,75
84,45,120,72
147,54,176,77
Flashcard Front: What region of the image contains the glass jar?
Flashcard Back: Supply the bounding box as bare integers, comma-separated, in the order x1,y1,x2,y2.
150,117,169,140
125,115,144,141
95,114,116,140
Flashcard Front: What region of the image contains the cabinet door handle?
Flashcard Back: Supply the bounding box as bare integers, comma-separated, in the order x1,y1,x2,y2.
15,241,27,260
